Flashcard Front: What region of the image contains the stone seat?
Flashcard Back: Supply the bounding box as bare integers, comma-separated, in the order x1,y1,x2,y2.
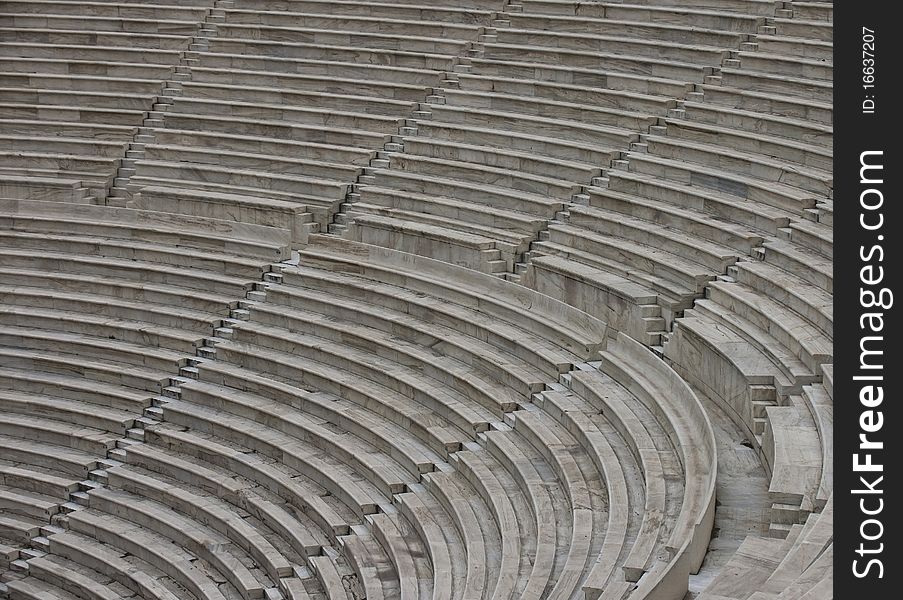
596,334,717,598
509,407,622,596
0,325,187,373
208,37,458,71
0,485,60,521
780,219,831,259
354,185,546,241
503,13,751,49
48,530,195,600
0,87,152,110
586,186,764,254
161,399,387,518
665,113,832,170
216,23,468,55
127,185,316,245
0,512,43,543
142,144,360,184
643,132,832,196
425,103,638,149
728,260,833,338
455,71,686,110
189,66,431,102
0,461,80,499
755,34,832,61
0,245,256,298
123,443,330,570
755,497,832,598
0,13,202,36
65,508,234,600
365,509,430,600
199,52,445,87
130,160,349,206
144,424,351,538
705,280,832,373
736,51,832,82
718,68,832,103
0,198,292,259
801,379,832,509
294,236,609,365
344,202,534,266
227,320,498,436
518,254,667,345
0,408,120,456
0,365,152,414
4,1,210,20
0,267,236,318
0,229,271,280
760,239,832,293
222,10,481,40
363,169,564,217
0,432,105,477
150,127,374,167
261,280,548,398
762,399,823,515
246,300,525,416
678,301,820,401
191,360,443,478
771,18,832,42
565,370,669,583
680,100,832,148
512,4,762,32
0,103,144,125
11,555,135,600
165,96,402,134
0,71,164,94
105,464,296,582
531,389,634,596
534,225,715,308
568,204,741,275
604,171,792,235
158,112,391,150
0,135,126,158
2,41,181,65
0,174,88,203
235,0,496,23
0,166,112,195
401,134,607,182
480,426,569,596
495,27,734,64
695,534,797,600
0,389,135,435
0,303,206,354
482,43,713,82
381,153,582,200
418,468,500,597
0,118,136,141
0,26,192,50
700,84,832,125
0,56,174,80
622,153,820,216
437,88,662,131
462,58,693,98
447,448,527,597
174,380,417,498
180,80,417,117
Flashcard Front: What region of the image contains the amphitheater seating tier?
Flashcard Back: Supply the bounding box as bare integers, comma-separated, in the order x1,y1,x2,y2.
0,0,833,598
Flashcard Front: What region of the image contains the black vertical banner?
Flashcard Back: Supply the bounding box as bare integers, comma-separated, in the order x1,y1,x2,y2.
835,2,900,597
